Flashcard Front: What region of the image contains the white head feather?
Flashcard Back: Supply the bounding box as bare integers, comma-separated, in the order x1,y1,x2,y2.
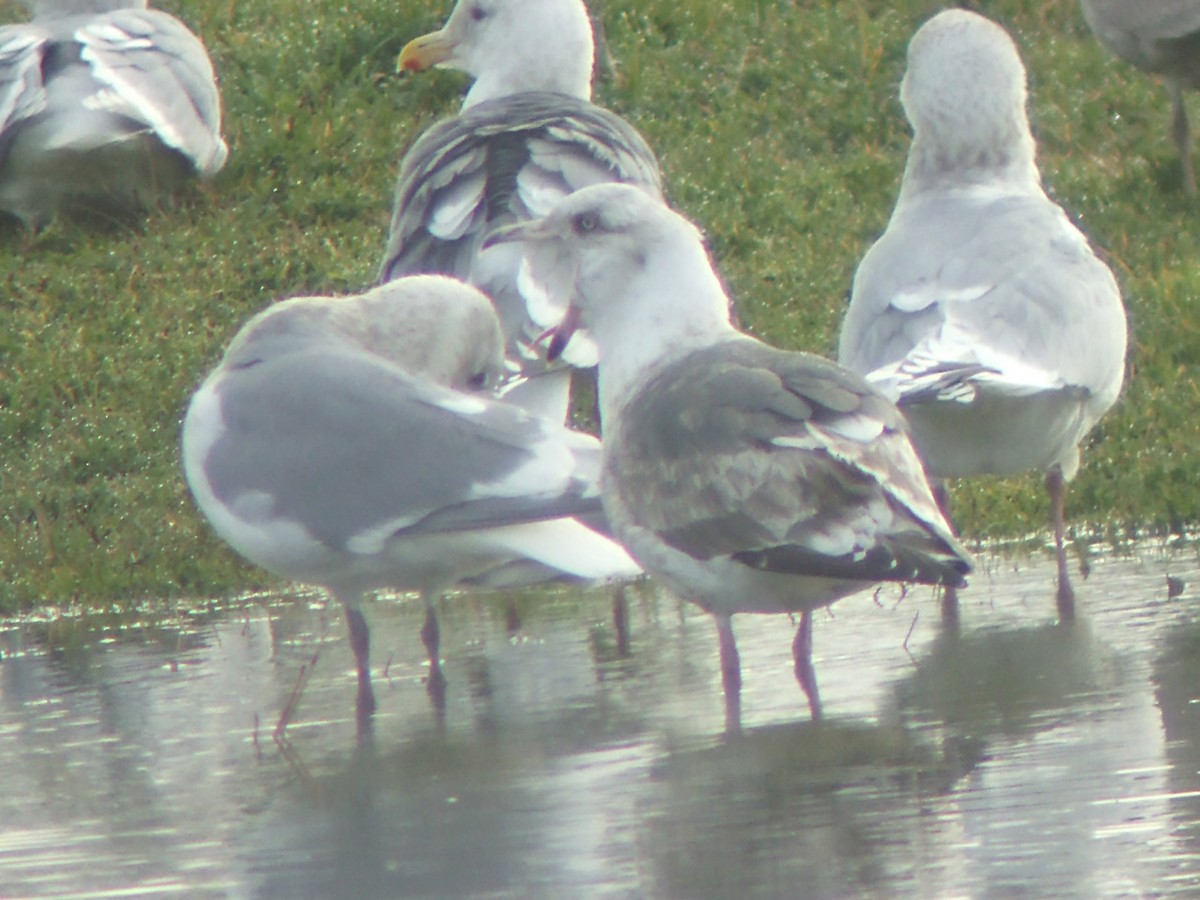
417,0,596,109
899,10,1040,198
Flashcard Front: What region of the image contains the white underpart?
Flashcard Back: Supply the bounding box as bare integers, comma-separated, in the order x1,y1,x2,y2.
181,383,330,576
487,519,640,580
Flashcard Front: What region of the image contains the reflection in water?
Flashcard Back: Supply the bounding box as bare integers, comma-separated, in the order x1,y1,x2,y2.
890,617,1172,896
1154,619,1200,890
245,732,660,897
642,721,973,898
2,547,1200,897
893,619,1118,737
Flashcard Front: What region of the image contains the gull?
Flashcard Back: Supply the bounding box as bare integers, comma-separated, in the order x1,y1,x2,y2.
181,275,641,727
380,0,663,423
0,0,228,228
1079,0,1200,194
489,183,972,727
838,9,1127,624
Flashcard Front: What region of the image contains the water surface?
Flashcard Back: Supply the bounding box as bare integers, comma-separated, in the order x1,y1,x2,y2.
3,541,1199,897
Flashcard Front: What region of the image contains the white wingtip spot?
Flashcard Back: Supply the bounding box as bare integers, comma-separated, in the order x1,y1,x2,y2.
434,394,490,416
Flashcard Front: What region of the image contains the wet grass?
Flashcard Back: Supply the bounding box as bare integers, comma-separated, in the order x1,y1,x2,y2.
1,0,1195,610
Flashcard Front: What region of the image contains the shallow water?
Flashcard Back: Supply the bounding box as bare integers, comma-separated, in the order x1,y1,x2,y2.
3,541,1200,898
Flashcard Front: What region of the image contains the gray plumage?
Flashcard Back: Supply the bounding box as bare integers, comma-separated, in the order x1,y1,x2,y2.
182,276,639,724
614,340,968,593
0,0,227,227
840,192,1124,480
380,92,663,286
490,182,971,726
201,346,602,555
1080,0,1200,192
381,93,662,379
382,0,664,420
838,10,1127,622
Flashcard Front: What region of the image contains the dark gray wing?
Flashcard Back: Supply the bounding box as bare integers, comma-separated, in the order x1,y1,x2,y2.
379,93,663,376
613,339,970,586
77,9,227,175
380,91,664,282
203,344,601,553
0,25,48,153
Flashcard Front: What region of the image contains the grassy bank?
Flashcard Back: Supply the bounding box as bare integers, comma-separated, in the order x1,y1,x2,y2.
2,0,1195,611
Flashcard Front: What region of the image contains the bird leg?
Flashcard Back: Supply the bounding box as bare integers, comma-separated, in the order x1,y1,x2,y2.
613,586,631,656
792,610,822,721
504,597,523,635
345,606,377,721
932,480,962,630
1169,80,1197,196
275,650,319,739
1046,464,1076,622
715,614,742,733
421,599,447,713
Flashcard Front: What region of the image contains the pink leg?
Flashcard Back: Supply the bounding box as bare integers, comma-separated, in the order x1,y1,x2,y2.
421,599,447,714
1046,465,1076,622
345,606,377,722
505,597,522,635
715,614,742,733
613,587,630,656
792,610,822,721
275,651,319,739
940,583,960,630
932,480,961,629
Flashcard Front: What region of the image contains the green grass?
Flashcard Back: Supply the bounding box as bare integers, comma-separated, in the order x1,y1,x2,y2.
1,0,1195,611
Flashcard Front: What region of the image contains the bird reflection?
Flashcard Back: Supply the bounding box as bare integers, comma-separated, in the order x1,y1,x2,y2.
890,619,1112,738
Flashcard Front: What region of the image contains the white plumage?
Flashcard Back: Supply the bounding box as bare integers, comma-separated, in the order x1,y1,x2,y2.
491,183,971,727
838,9,1127,622
0,0,227,227
182,276,640,725
380,0,663,422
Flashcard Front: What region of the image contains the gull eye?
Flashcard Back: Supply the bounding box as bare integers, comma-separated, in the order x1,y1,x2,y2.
467,370,489,390
469,4,487,21
572,211,600,235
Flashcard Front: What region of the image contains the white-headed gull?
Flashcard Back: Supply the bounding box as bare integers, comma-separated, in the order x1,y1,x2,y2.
1080,0,1200,194
181,275,640,725
379,0,663,423
0,0,227,228
489,183,972,727
838,9,1127,623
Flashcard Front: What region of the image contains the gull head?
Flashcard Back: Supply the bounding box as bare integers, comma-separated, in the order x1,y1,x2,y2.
900,9,1037,189
222,275,505,394
398,0,595,108
487,183,730,364
351,276,506,391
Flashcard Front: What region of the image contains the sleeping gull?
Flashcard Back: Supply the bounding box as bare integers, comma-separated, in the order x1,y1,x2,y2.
489,183,972,727
380,0,664,423
1079,0,1200,194
837,9,1127,624
0,0,227,228
181,275,640,726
